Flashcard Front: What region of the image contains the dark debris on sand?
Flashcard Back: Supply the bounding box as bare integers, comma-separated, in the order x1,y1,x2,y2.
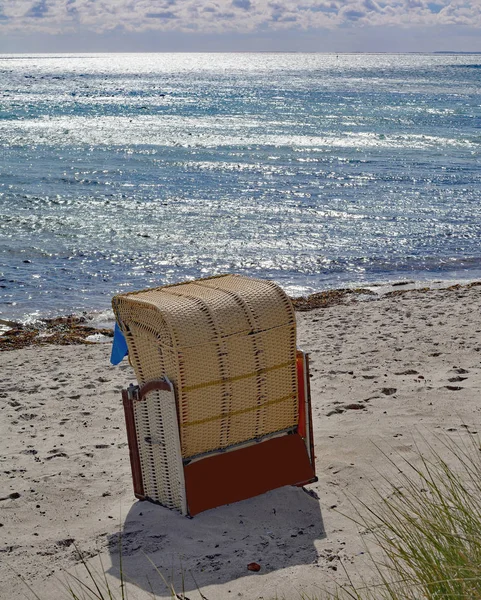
292,280,481,310
0,315,113,352
291,288,376,311
383,281,481,298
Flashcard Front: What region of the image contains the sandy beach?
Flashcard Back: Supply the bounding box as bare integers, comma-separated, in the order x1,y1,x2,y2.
2,283,481,600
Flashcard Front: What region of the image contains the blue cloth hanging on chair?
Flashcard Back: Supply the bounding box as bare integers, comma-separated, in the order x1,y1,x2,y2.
110,322,128,365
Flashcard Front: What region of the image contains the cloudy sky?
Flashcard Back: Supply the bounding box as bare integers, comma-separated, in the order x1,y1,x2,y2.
0,0,480,52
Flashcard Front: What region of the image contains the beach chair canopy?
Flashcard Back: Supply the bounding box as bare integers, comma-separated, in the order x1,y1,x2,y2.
112,274,299,459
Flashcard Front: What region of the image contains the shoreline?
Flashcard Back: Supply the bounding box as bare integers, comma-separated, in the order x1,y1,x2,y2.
4,272,481,327
2,278,481,351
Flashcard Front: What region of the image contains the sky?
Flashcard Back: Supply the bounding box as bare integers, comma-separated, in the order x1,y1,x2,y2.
0,0,480,53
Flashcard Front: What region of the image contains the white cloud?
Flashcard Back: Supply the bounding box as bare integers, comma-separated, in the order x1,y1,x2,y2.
0,0,480,35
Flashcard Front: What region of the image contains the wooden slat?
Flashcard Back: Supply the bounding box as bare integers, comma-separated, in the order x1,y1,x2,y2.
121,390,145,500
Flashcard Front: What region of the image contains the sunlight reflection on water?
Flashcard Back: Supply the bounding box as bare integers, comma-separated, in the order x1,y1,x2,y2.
1,53,480,320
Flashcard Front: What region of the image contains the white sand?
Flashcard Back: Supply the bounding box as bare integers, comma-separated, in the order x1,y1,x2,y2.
1,284,481,600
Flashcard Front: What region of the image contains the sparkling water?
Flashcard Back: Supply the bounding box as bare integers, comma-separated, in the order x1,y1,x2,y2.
1,53,480,322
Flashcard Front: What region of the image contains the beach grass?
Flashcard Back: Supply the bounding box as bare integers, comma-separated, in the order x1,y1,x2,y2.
329,433,481,599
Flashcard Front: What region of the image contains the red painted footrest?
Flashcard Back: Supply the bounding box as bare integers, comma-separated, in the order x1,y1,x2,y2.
184,433,316,516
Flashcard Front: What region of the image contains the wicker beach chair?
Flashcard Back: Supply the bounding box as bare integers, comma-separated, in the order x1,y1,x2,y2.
113,274,316,516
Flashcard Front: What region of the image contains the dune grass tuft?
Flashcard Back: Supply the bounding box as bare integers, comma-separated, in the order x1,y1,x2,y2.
333,433,481,599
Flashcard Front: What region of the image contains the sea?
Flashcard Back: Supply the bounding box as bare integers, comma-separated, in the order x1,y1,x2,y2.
1,53,480,325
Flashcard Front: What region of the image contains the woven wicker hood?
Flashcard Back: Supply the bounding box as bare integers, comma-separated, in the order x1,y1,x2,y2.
112,274,298,459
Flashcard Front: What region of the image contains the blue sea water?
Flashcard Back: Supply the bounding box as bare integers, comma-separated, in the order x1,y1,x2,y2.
1,53,480,323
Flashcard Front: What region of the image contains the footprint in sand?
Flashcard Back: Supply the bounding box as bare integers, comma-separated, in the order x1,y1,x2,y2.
326,402,368,416
381,388,397,396
326,407,344,416
18,413,38,421
343,403,366,411
45,450,68,459
56,538,75,548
